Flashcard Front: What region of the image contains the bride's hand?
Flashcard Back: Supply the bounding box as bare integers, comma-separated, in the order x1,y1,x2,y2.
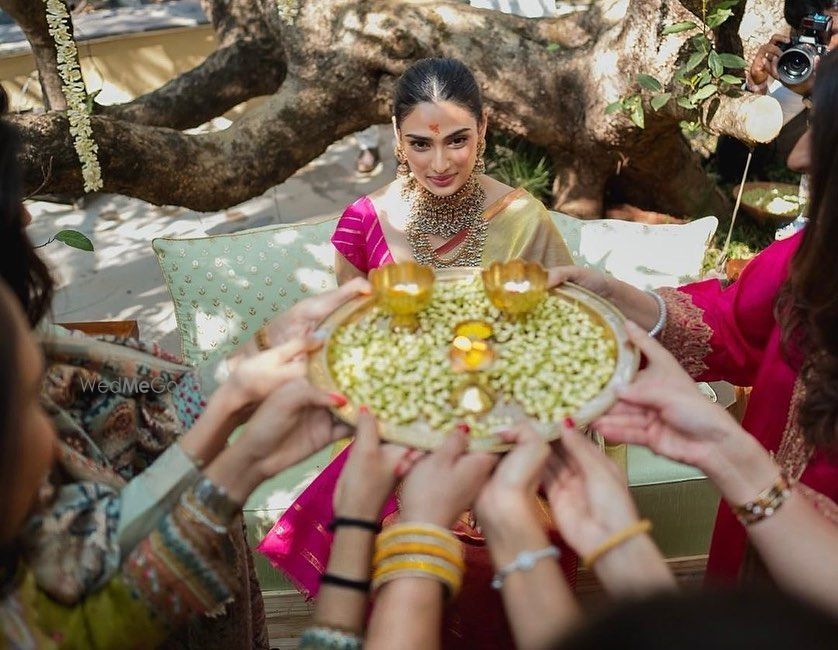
547,267,659,330
547,266,615,300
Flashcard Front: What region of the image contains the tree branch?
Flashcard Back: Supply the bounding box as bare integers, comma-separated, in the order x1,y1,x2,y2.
0,0,66,110
99,37,286,130
702,93,783,145
13,77,375,210
200,0,272,47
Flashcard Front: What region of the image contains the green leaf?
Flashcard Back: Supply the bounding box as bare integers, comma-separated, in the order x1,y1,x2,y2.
650,92,672,111
684,51,708,73
697,69,713,86
690,34,712,53
690,83,718,103
629,103,645,129
605,101,625,114
55,230,94,252
706,8,734,28
662,21,698,35
677,96,697,109
717,53,748,69
708,51,724,77
720,73,742,85
636,74,663,92
546,43,561,53
714,0,741,9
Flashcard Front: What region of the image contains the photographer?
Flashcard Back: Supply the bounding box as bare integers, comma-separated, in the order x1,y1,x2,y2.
747,0,837,101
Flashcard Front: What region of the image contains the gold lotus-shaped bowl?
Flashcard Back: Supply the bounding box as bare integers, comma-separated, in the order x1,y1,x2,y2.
370,262,435,330
482,260,548,316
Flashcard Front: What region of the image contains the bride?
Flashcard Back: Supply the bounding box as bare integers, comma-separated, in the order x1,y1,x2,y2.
261,57,576,648
332,56,573,282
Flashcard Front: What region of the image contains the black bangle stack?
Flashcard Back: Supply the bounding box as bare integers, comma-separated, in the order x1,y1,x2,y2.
321,573,371,593
327,517,381,533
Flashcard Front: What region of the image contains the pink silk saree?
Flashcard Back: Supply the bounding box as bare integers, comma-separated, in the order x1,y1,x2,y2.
657,231,838,581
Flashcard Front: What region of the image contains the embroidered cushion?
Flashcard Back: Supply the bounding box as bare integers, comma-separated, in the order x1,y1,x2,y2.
152,218,338,367
551,213,719,289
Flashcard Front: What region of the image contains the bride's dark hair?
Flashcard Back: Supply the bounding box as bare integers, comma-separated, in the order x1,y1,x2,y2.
393,58,484,127
778,50,838,451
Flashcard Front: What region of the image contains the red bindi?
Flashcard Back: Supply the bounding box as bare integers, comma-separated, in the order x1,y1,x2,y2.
429,123,440,135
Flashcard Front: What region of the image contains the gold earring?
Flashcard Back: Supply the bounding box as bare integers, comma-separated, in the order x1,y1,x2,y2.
395,144,411,178
475,139,487,174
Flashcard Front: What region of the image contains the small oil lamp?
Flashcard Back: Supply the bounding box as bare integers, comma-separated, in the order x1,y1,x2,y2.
369,262,435,331
482,260,548,318
449,320,496,415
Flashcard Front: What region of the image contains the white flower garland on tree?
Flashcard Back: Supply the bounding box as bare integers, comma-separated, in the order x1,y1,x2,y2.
276,0,300,26
44,0,103,193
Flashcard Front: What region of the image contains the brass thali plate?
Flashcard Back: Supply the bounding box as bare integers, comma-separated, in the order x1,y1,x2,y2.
308,268,639,452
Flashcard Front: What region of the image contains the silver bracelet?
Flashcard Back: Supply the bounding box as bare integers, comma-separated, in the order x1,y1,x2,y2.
646,290,667,338
491,545,561,590
299,626,362,650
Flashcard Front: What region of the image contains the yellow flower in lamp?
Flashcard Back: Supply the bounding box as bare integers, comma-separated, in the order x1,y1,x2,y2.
482,260,548,318
449,320,496,415
449,320,495,372
370,262,435,331
450,336,494,373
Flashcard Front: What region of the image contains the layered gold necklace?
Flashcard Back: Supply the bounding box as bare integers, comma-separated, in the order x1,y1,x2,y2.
404,173,487,268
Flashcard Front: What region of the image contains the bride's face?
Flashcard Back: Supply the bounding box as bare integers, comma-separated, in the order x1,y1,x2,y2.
397,100,486,197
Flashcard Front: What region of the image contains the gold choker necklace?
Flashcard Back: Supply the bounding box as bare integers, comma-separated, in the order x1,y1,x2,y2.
404,174,487,268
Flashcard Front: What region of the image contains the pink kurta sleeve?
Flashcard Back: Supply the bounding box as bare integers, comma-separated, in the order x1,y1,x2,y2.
656,233,802,386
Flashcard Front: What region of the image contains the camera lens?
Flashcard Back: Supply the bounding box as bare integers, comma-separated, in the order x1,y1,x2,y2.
777,47,815,85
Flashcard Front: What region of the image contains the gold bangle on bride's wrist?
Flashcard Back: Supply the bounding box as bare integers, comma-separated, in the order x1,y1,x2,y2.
582,519,652,569
730,471,793,526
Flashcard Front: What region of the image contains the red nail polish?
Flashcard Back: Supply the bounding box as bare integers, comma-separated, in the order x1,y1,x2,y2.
329,392,348,408
563,417,576,429
359,404,369,414
456,423,471,434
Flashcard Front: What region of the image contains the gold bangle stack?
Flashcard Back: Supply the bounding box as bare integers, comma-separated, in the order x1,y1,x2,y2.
372,523,463,598
731,471,793,526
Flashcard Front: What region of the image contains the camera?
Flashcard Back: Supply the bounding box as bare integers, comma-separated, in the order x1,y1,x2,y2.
777,13,833,87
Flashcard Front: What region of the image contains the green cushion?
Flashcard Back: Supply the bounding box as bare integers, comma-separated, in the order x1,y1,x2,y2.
627,446,719,557
152,217,338,367
551,213,718,290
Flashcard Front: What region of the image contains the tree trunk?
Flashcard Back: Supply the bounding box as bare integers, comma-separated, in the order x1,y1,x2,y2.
1,0,67,110
6,0,785,219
